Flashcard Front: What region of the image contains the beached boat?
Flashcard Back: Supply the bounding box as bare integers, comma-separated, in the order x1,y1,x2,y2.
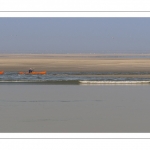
19,71,46,75
0,71,4,75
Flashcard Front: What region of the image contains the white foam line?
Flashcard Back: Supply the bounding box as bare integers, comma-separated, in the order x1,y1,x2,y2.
80,81,150,84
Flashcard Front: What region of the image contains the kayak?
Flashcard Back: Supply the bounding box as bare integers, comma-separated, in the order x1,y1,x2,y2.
19,71,46,75
0,71,4,75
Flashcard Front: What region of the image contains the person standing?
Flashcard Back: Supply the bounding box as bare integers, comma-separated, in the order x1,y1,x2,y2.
29,68,33,73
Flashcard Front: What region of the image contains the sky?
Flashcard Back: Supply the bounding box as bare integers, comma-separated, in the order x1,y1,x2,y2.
0,18,150,54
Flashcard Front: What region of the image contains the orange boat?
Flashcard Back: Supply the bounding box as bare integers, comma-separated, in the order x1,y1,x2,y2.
19,71,46,75
0,71,4,75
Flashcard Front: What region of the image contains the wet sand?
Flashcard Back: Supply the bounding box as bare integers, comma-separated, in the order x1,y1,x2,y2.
1,54,150,73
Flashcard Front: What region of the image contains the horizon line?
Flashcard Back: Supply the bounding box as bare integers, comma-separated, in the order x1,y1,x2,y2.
1,53,150,55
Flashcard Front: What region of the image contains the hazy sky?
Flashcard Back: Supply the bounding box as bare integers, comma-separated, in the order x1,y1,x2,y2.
0,18,150,54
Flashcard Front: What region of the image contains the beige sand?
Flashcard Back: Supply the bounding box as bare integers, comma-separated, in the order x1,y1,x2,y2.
0,54,150,74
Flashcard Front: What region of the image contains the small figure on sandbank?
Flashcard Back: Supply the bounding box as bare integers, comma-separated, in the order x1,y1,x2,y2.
29,68,33,73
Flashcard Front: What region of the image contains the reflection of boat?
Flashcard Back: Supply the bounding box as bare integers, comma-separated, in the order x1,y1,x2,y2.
19,71,46,75
0,71,4,75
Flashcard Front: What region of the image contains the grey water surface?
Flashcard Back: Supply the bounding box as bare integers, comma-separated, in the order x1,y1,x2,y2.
0,84,150,132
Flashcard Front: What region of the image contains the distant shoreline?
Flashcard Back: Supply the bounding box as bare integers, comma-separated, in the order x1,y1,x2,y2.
1,53,150,56
0,54,150,72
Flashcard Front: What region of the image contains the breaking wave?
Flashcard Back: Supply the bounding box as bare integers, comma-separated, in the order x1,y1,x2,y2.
80,81,150,84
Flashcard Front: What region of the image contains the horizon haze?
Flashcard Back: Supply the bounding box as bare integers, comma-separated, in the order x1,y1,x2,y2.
0,18,150,54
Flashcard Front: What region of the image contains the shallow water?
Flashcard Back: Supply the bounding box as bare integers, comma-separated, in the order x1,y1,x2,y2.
0,84,150,132
1,71,150,85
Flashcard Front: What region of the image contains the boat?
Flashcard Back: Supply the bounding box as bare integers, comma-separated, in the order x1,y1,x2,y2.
0,71,4,75
19,71,46,75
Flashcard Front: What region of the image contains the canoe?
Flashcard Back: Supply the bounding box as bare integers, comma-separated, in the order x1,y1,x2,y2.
19,71,46,75
0,71,4,75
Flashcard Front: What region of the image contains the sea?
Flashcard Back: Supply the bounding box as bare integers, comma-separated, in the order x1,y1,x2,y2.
1,71,150,84
0,71,150,132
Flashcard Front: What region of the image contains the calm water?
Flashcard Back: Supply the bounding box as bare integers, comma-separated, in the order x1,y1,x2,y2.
0,72,150,132
0,84,150,132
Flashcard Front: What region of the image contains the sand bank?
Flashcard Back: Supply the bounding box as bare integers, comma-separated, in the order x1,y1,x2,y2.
0,54,150,73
